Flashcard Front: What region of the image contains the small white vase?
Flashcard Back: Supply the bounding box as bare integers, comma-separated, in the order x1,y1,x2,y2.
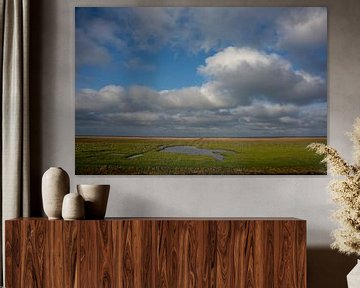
77,184,110,219
62,192,85,220
347,259,360,288
42,167,70,219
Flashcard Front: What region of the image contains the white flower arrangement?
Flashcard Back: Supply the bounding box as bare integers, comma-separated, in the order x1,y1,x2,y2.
308,118,360,255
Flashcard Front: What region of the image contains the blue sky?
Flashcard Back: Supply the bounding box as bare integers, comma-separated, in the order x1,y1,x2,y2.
76,7,327,137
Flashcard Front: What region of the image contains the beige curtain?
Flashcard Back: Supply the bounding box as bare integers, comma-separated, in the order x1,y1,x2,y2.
0,0,30,284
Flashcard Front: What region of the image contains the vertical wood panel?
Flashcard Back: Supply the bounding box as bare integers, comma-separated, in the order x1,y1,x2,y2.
151,221,157,288
263,221,275,288
6,218,306,288
96,220,113,287
156,220,168,288
47,221,64,288
201,221,217,288
187,221,201,288
132,220,143,288
21,220,47,287
216,220,234,288
167,220,179,288
296,221,307,288
63,221,80,288
177,221,186,288
254,221,264,288
245,221,256,288
80,220,98,288
124,220,135,287
233,221,256,288
5,221,21,288
112,220,123,288
140,220,154,287
275,220,297,288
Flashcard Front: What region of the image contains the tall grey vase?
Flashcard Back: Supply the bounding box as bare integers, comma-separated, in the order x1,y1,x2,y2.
42,167,70,219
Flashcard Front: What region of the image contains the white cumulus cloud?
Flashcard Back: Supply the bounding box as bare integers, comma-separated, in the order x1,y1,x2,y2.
198,47,326,106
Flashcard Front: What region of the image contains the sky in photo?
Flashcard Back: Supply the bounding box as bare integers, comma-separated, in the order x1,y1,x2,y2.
75,7,327,137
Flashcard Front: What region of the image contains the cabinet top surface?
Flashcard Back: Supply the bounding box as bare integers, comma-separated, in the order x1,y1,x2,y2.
6,217,305,222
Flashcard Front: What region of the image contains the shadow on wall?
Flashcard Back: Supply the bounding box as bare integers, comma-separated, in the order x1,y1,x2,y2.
29,0,46,216
308,248,357,288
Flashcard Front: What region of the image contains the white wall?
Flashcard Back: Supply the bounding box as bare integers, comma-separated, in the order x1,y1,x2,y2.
33,0,360,247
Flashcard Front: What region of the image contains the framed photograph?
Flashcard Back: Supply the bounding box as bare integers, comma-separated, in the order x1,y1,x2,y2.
75,7,327,175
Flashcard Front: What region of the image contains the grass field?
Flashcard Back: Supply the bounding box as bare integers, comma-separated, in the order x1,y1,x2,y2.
75,136,327,175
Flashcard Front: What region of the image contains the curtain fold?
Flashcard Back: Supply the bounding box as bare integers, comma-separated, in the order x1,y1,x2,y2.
0,0,30,284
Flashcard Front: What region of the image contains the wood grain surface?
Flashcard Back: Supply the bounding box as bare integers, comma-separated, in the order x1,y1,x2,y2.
5,218,306,287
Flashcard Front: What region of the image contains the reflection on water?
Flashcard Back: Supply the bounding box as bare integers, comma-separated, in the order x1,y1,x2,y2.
160,146,231,161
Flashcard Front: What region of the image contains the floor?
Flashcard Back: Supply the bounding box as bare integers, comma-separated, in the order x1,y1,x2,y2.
308,248,357,287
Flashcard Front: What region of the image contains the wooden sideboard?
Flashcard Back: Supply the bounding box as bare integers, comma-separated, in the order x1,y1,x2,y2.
5,218,306,287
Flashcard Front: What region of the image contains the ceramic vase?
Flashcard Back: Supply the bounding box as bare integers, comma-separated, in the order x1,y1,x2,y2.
42,167,70,219
62,192,85,220
347,259,360,287
77,184,110,219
